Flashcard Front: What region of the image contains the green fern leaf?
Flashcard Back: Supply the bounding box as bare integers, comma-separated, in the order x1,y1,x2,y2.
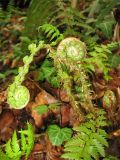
91,133,108,147
64,146,83,153
19,125,35,159
5,139,14,158
74,125,92,135
65,134,85,147
5,135,22,159
11,131,20,153
97,19,115,38
61,152,80,160
0,123,35,160
62,110,108,160
40,24,64,45
86,145,99,159
20,131,27,152
92,139,105,157
24,123,35,159
97,129,108,137
0,149,9,160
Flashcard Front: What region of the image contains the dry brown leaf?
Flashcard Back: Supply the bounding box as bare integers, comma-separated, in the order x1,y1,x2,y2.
56,89,69,102
45,135,64,160
27,91,58,127
61,104,70,127
23,80,40,101
0,110,16,141
41,82,69,102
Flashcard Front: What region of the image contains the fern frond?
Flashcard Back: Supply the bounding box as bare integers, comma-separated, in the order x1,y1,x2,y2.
0,123,35,160
0,149,9,160
0,6,4,19
40,24,64,45
20,130,27,152
64,146,83,153
24,0,92,39
24,0,59,37
26,122,35,158
107,42,120,51
91,133,108,147
7,0,14,14
64,134,85,147
92,139,105,157
61,152,81,160
62,109,108,160
83,43,113,80
5,131,22,159
11,131,21,153
19,122,35,159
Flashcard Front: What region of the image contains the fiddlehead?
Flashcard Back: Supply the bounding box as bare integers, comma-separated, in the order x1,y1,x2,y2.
53,37,94,122
7,41,46,109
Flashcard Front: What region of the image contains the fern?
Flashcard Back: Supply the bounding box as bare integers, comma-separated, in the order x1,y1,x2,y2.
0,123,35,160
87,0,120,38
40,24,64,45
5,131,22,160
50,4,93,37
82,42,119,80
19,122,35,159
107,41,120,51
24,0,58,38
0,149,9,160
24,0,93,39
0,0,17,21
61,109,108,160
0,6,4,19
7,0,14,15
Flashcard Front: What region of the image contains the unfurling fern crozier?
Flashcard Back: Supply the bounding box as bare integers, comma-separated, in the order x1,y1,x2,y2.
53,37,94,121
7,41,45,109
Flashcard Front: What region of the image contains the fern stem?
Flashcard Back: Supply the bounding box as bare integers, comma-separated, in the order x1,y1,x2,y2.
74,65,94,112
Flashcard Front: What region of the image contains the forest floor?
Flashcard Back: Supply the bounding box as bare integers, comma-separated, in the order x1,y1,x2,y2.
0,9,120,160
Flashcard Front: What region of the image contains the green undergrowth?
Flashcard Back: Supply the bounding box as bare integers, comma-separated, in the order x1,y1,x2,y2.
61,110,118,160
0,123,35,160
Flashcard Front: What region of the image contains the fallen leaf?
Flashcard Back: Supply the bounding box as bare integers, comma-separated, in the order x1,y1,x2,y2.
28,91,58,128
61,104,70,127
0,110,16,141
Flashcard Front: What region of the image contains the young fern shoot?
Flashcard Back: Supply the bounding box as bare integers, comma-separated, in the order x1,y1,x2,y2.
53,37,94,122
0,123,35,160
7,41,46,109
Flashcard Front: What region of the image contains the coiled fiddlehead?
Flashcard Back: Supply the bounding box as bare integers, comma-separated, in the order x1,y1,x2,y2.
7,41,46,109
53,37,94,122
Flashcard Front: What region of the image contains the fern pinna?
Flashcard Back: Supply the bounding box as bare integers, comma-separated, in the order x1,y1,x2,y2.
40,23,64,46
0,123,35,160
83,40,120,80
61,109,108,160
